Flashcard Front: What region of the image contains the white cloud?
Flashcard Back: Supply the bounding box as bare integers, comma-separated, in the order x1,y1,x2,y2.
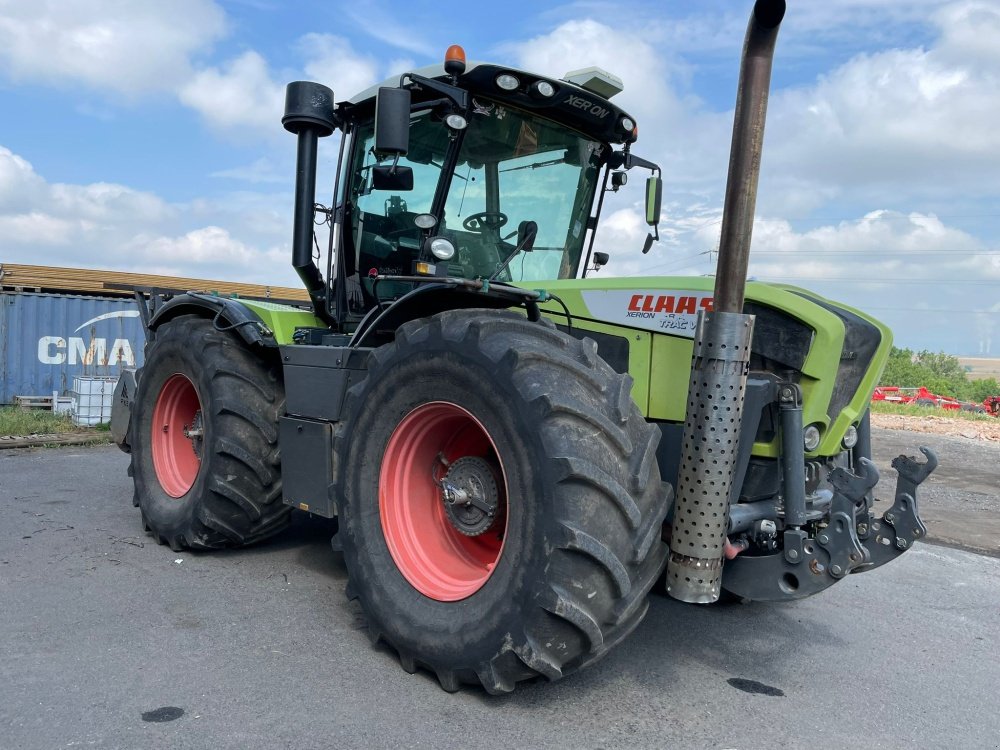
0,212,77,246
594,204,998,351
505,3,1000,220
0,0,226,94
0,2,381,140
178,50,285,136
300,33,381,99
0,147,172,229
48,182,172,225
177,33,388,137
748,211,985,279
0,144,300,286
126,225,292,282
621,208,991,284
766,46,1000,189
930,1,1000,66
501,19,684,131
748,1,1000,217
343,3,437,57
135,226,256,264
211,157,288,184
0,147,47,211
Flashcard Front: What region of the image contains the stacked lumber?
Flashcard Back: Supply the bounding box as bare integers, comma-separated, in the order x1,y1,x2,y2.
0,263,309,302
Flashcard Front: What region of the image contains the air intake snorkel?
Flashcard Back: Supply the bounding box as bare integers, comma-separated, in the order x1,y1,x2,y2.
283,81,338,323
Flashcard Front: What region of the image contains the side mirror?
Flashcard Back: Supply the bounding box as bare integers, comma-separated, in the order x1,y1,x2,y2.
372,165,414,191
643,175,663,254
375,87,411,157
645,175,662,226
517,220,538,251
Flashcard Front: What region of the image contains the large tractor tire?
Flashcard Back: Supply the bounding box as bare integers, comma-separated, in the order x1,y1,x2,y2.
335,310,670,694
130,315,291,550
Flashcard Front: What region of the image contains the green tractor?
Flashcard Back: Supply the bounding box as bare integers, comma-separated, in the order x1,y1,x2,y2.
112,0,935,693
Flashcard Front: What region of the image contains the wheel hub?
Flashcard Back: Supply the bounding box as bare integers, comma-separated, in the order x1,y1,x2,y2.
438,456,499,537
183,411,204,458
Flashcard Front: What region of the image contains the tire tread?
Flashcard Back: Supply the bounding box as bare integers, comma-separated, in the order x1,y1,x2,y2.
339,309,669,694
130,316,290,550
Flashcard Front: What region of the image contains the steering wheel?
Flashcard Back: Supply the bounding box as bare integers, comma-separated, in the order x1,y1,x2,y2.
463,211,508,232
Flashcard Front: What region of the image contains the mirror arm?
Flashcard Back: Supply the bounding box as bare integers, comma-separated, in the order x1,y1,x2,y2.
608,148,660,174
489,226,538,282
401,73,469,110
625,153,661,172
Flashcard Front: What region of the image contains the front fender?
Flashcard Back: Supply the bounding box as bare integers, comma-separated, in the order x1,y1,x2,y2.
352,282,539,348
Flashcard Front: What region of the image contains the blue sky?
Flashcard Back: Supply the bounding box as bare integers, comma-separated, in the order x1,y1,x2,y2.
1,0,998,354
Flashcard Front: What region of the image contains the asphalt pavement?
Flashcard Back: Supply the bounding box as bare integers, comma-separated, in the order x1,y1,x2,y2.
1,446,997,749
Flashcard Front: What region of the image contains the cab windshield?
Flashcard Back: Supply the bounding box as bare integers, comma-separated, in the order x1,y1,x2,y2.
348,99,604,300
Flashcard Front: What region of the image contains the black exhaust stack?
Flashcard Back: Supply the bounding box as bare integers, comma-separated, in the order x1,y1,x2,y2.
713,0,785,313
283,81,337,319
666,0,785,604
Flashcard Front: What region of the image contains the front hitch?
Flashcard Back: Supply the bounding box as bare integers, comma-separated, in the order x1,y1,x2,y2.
720,448,936,602
854,448,935,571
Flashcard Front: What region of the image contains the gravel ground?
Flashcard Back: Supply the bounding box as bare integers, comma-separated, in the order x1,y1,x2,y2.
870,424,1000,557
871,411,1000,441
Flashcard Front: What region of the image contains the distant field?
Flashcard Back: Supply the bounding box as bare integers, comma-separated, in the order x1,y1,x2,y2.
959,357,1000,380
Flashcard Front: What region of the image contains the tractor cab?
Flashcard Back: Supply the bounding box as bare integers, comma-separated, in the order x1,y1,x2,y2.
348,104,603,297
319,50,662,327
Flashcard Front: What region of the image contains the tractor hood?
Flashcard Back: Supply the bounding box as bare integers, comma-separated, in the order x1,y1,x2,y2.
524,275,892,458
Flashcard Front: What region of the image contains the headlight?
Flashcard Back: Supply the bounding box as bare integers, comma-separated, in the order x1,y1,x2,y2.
842,425,859,449
803,424,821,452
621,116,635,132
429,237,456,260
413,213,438,230
495,74,520,91
445,113,467,130
531,80,556,97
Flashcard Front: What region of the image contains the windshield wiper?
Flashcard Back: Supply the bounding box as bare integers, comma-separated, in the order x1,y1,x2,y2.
499,157,566,174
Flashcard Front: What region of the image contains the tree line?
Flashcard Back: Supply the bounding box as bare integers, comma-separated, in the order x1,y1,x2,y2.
880,348,1000,403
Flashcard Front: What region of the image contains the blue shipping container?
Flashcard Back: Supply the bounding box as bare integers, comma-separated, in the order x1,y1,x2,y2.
0,292,147,403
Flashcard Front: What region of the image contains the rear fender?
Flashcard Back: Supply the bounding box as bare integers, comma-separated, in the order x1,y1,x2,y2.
147,293,277,348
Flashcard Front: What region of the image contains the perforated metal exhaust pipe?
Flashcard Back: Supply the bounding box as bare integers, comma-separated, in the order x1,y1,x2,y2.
666,0,785,604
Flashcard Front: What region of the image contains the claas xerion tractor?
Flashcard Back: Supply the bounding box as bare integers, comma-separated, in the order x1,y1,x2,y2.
112,0,936,694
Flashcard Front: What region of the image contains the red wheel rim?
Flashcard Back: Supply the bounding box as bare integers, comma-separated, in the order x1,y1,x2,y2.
380,402,508,601
151,373,203,498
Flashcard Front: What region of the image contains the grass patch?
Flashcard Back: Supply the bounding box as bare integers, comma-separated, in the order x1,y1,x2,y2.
0,406,86,436
870,400,998,423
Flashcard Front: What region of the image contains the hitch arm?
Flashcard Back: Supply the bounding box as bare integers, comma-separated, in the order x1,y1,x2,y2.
855,448,935,572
